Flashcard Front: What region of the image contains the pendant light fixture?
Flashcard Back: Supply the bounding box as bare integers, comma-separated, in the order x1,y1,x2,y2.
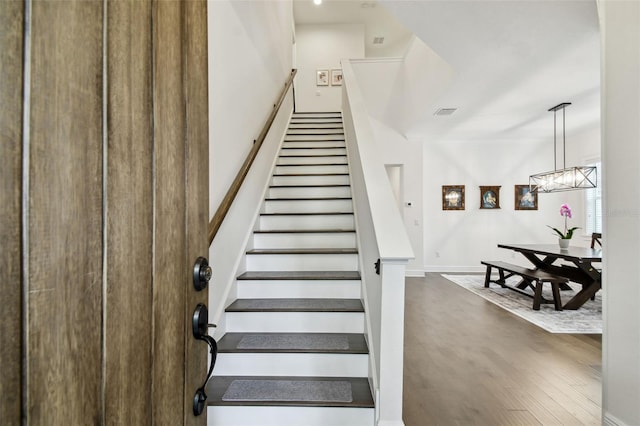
529,102,597,193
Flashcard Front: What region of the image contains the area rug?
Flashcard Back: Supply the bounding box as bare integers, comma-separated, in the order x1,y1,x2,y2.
442,274,602,334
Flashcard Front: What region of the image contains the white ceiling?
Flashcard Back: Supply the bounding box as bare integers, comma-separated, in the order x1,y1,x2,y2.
293,0,414,55
293,0,601,142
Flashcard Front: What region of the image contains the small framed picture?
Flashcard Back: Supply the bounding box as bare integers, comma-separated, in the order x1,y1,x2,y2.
316,69,329,86
514,184,538,210
331,69,343,86
442,185,465,210
479,186,500,209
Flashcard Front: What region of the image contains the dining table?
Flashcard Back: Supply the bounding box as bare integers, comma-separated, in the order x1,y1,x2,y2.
497,243,602,310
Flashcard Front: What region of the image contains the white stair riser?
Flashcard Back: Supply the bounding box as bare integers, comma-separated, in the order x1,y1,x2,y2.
271,174,349,186
246,253,358,271
208,406,374,426
289,123,344,129
259,214,354,231
282,141,345,148
280,148,346,156
225,312,364,333
287,129,344,135
263,199,352,214
215,353,368,377
277,156,347,165
275,164,349,175
253,232,356,249
285,134,345,141
268,186,351,199
237,280,361,299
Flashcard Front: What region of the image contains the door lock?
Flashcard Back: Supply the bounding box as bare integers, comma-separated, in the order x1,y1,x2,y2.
193,256,212,291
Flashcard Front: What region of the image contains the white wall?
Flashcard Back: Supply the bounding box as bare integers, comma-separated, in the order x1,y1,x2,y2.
351,58,404,135
295,24,365,112
369,117,424,276
349,40,454,137
422,125,600,272
208,0,293,215
348,59,425,275
348,38,600,274
600,2,640,425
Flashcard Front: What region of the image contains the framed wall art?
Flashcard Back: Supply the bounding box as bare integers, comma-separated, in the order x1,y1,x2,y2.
442,185,465,210
331,69,343,86
514,184,538,210
316,69,329,86
479,186,500,209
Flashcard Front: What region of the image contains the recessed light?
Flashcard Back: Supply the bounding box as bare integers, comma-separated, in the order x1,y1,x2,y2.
314,0,322,5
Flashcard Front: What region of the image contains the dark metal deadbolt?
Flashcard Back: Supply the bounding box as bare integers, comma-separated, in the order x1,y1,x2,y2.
193,256,212,291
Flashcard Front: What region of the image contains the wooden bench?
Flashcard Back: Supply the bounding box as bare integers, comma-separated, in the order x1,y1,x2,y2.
481,260,566,311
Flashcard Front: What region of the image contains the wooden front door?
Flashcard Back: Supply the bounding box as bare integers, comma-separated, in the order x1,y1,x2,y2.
0,1,209,424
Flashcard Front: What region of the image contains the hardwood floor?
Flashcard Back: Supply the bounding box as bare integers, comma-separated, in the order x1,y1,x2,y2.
403,273,601,426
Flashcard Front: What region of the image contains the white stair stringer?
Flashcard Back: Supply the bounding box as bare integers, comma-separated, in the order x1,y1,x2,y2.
208,112,374,425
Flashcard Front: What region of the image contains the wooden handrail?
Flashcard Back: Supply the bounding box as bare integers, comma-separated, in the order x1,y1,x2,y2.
208,69,297,245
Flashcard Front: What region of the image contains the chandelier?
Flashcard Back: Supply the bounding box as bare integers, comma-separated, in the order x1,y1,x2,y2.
529,102,597,193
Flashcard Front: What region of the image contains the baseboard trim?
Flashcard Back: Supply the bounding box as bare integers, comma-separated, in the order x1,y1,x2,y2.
405,269,425,277
604,412,630,426
423,265,485,273
376,420,405,426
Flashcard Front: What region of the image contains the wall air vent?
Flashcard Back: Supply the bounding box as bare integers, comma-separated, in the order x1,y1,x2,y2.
434,108,458,116
373,37,385,45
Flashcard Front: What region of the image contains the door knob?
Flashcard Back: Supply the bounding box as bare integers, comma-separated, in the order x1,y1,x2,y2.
193,256,212,291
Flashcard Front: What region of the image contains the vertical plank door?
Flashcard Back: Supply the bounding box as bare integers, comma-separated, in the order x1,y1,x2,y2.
0,0,209,424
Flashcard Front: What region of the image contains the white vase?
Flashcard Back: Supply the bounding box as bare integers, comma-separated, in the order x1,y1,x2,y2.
558,238,570,250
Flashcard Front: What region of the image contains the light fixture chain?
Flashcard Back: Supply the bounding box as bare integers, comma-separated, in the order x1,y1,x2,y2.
553,109,557,171
563,106,566,169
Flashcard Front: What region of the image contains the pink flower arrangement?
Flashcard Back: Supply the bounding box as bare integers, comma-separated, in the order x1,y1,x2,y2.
548,203,580,239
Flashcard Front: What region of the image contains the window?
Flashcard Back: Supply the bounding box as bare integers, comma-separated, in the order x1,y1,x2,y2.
585,161,602,235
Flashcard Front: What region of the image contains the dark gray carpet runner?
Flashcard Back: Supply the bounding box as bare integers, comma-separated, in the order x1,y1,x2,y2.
237,334,349,351
222,379,353,403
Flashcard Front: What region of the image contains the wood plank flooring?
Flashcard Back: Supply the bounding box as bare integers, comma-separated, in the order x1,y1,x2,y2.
403,273,601,426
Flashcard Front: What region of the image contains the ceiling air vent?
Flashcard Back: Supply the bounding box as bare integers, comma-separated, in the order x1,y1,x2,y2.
373,37,385,45
434,108,458,116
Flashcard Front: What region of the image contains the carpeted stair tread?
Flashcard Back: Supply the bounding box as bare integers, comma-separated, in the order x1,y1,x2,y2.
265,196,352,201
289,121,342,124
260,211,353,216
276,163,348,167
291,113,341,115
253,229,355,234
217,332,368,353
269,184,350,188
279,153,346,157
272,172,349,177
281,147,345,150
237,271,360,280
206,376,373,408
283,138,345,142
226,298,364,312
246,248,357,255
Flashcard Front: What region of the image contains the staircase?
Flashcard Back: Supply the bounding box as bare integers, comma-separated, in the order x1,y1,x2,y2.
206,112,375,425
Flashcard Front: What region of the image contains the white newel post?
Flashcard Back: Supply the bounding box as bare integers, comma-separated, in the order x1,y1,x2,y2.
377,260,408,426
